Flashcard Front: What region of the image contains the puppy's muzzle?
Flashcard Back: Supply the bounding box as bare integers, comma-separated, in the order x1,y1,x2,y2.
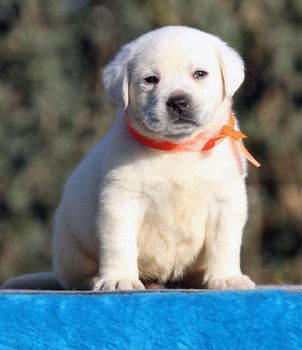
166,90,197,125
167,94,190,113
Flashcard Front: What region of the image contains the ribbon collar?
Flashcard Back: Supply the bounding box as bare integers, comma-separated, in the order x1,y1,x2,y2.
125,112,260,168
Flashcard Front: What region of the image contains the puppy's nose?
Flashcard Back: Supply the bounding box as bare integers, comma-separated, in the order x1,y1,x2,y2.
166,94,190,113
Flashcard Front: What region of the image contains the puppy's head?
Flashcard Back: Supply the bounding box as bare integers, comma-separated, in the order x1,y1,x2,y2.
102,26,244,141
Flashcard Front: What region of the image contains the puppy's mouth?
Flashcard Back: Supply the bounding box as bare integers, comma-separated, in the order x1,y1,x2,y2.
143,114,202,139
171,115,201,127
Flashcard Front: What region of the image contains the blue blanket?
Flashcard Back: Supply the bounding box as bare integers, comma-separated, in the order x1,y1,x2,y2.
0,290,301,349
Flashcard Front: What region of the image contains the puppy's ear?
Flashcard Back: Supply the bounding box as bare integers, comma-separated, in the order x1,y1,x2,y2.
216,40,245,98
102,43,133,108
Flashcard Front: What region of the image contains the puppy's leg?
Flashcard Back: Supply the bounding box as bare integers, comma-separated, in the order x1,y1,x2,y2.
204,180,255,290
93,189,145,291
53,217,99,290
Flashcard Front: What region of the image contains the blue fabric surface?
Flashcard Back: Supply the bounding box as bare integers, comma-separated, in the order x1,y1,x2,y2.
0,290,301,350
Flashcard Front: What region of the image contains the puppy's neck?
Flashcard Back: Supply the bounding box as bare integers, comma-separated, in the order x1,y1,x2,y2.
124,98,232,143
123,102,261,168
124,109,231,151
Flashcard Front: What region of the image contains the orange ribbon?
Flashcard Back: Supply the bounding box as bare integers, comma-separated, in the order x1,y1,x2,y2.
202,113,261,167
125,112,261,168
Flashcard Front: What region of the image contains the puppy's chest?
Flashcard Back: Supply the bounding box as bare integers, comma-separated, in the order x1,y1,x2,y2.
140,162,214,237
138,166,214,281
141,154,220,210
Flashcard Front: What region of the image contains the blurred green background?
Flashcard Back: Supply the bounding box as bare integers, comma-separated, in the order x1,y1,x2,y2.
0,0,301,285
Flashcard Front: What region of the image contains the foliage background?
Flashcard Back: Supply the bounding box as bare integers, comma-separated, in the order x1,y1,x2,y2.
0,0,301,285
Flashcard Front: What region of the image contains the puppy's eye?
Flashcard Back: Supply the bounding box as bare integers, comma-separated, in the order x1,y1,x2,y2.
144,76,159,84
193,70,208,79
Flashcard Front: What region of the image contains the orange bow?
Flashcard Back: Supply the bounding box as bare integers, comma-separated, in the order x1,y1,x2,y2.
125,112,261,168
202,113,261,168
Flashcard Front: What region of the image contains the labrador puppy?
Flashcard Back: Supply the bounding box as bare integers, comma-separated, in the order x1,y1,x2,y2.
3,26,256,291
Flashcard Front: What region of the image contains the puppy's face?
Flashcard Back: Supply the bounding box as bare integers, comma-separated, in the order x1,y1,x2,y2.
128,38,224,139
103,27,244,141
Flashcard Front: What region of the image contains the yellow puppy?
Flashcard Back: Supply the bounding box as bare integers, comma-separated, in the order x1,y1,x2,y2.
3,26,256,291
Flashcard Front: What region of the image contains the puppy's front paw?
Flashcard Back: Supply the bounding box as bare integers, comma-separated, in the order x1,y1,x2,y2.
207,275,255,290
93,278,145,291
